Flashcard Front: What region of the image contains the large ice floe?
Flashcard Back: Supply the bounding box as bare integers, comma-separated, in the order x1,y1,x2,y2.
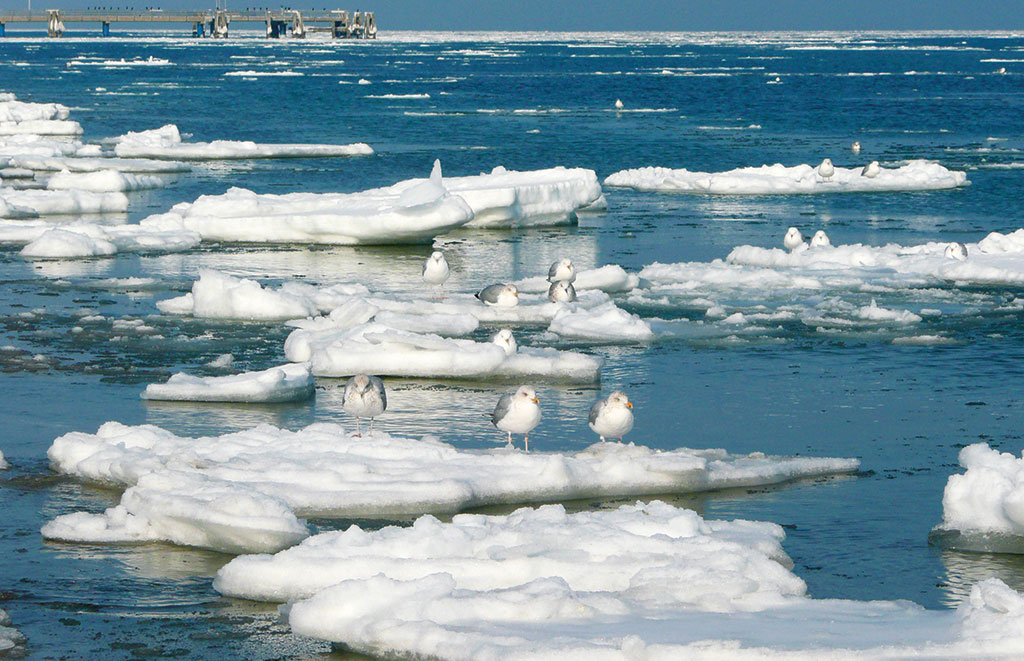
142,363,314,403
0,95,82,136
0,608,27,658
931,444,1024,554
13,216,200,259
112,124,374,160
605,159,968,194
140,160,474,245
0,189,129,218
45,169,165,192
216,502,1024,659
42,422,858,552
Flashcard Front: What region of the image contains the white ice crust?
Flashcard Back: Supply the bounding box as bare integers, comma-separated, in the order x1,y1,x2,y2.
112,124,374,160
17,218,200,258
605,159,968,194
938,443,1024,538
142,362,314,403
0,189,128,217
515,264,640,293
46,169,165,192
43,422,858,552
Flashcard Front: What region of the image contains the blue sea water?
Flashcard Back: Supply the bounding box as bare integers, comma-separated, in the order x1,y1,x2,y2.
1,28,1024,657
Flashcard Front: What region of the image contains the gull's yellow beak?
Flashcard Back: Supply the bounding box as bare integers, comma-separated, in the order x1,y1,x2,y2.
531,397,539,403
514,291,519,297
626,402,633,408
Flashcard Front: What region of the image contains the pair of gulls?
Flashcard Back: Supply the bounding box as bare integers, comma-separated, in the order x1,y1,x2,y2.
816,157,882,181
784,227,970,261
422,252,578,305
491,386,634,451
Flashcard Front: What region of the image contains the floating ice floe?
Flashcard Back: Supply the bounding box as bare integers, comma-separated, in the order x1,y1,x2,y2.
604,159,968,194
6,154,190,173
157,269,322,321
931,444,1024,553
44,423,858,542
46,169,165,192
142,362,314,403
0,119,83,136
113,124,374,160
0,97,70,123
15,217,201,259
548,301,655,342
515,264,640,294
140,159,473,245
0,189,128,218
0,608,26,658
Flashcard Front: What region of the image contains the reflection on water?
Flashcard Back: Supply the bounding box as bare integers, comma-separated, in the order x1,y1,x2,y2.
935,542,1024,607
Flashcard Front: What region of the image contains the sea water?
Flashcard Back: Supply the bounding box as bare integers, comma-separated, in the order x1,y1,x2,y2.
1,29,1024,657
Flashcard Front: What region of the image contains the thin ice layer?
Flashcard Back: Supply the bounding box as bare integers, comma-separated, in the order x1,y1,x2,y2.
112,124,374,159
605,159,968,194
46,422,858,520
141,363,314,403
215,501,798,603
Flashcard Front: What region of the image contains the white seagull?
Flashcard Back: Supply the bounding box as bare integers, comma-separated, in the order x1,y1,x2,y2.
492,385,541,451
861,161,881,178
614,98,624,110
588,391,634,443
818,158,835,182
491,329,517,356
547,258,577,283
783,227,806,252
476,284,519,307
851,141,862,154
809,230,832,248
548,280,577,303
343,374,387,437
422,251,450,298
944,242,968,261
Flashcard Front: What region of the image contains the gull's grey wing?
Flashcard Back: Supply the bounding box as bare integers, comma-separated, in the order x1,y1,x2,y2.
547,261,560,281
477,284,502,303
491,393,513,426
588,398,606,425
369,375,387,410
422,260,429,277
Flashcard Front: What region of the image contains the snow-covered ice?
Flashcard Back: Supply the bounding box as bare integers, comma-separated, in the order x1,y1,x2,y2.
548,301,655,342
0,189,128,217
157,270,320,321
142,363,314,403
0,119,83,136
16,218,200,259
515,264,640,294
45,422,858,533
112,124,374,160
605,159,968,194
5,154,189,173
46,169,165,192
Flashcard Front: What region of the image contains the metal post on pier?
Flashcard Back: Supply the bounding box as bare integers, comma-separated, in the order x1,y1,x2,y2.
193,20,204,37
291,10,305,38
101,20,110,36
0,22,5,37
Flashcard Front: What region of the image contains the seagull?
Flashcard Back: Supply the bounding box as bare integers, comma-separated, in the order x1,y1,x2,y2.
547,258,577,283
818,158,835,182
851,141,862,154
491,328,517,356
861,161,881,178
548,280,577,303
422,251,450,298
614,98,624,110
783,227,806,252
343,374,386,437
492,385,541,451
588,391,634,443
944,242,968,261
476,284,519,307
809,230,832,248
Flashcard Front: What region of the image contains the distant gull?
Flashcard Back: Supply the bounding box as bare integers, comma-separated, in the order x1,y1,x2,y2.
490,328,517,356
614,98,624,110
817,158,835,182
783,227,806,252
343,374,387,437
851,141,862,154
475,283,519,307
492,385,541,451
588,390,634,443
422,250,450,298
809,230,832,248
861,161,881,178
548,280,577,303
944,242,968,261
547,258,577,283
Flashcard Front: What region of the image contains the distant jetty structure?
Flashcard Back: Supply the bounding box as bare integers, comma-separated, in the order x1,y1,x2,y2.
0,8,377,39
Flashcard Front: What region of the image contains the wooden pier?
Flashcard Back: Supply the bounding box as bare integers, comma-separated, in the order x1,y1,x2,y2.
0,8,377,38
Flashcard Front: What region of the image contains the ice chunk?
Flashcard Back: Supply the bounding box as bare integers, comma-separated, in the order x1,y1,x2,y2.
157,269,318,321
606,159,968,194
18,221,200,259
113,124,374,160
20,228,116,257
142,363,314,403
935,444,1024,543
0,119,83,136
0,449,7,470
548,301,655,342
515,264,640,294
0,98,70,123
0,189,128,216
46,169,165,192
41,470,308,554
46,422,859,520
6,154,190,173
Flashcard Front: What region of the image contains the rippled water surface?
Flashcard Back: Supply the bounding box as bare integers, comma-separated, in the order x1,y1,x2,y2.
2,29,1024,658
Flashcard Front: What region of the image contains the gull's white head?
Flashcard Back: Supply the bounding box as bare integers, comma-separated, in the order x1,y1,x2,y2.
548,258,576,283
516,385,539,404
491,329,517,355
810,230,832,248
944,242,968,261
430,251,444,262
607,390,633,409
783,227,806,252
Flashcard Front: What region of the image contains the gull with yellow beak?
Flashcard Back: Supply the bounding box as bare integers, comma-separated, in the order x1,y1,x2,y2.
588,390,634,443
475,283,519,307
492,385,541,451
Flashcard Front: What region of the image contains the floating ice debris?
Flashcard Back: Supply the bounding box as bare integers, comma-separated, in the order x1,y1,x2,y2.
46,169,164,192
15,217,200,259
0,450,7,470
214,501,794,604
857,299,922,324
142,363,314,403
515,264,640,294
783,226,806,252
140,162,473,245
491,385,541,450
342,374,387,437
207,353,235,368
548,301,655,342
67,55,172,67
0,119,82,136
157,270,318,321
476,283,519,306
809,229,832,247
41,470,309,554
588,390,633,442
0,97,70,123
113,124,374,160
5,154,190,173
0,608,26,657
548,280,577,302
285,322,602,382
45,422,859,523
945,241,968,261
547,257,576,283
817,157,835,181
934,444,1024,548
605,159,968,194
0,188,128,217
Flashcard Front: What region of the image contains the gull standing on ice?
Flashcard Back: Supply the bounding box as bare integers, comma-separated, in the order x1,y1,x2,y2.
422,251,450,298
944,242,968,261
343,374,387,437
588,391,634,443
851,141,862,154
476,284,519,307
547,258,577,283
861,161,881,178
809,230,832,248
548,280,577,303
783,227,806,252
492,385,541,451
817,158,835,182
491,328,517,355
